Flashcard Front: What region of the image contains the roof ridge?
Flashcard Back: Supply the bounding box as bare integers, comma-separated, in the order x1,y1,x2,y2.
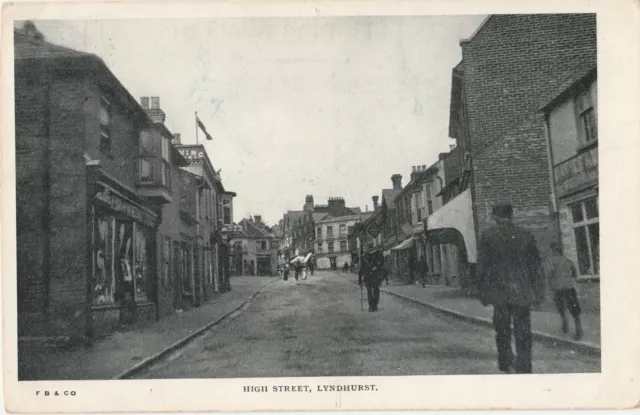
14,29,94,59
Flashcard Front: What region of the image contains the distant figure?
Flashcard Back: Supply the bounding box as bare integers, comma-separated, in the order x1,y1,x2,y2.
418,258,429,287
283,263,290,281
544,243,583,340
307,260,315,276
295,262,303,281
343,262,349,273
359,243,385,312
477,203,543,374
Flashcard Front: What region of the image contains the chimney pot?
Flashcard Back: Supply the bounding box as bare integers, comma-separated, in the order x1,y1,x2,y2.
372,195,379,211
391,174,403,190
173,133,181,144
422,165,426,171
140,97,150,109
151,97,160,109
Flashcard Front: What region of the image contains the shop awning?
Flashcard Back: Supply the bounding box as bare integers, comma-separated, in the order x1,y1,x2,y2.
426,188,477,263
391,237,414,251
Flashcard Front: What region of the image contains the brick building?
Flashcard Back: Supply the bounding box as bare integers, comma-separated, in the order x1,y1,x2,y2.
448,14,597,269
14,28,172,339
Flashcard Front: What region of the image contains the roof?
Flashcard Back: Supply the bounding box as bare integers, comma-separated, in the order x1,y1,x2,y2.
539,63,597,113
14,29,149,126
382,189,402,210
349,207,362,214
286,210,306,224
238,219,272,239
312,212,328,222
14,29,92,59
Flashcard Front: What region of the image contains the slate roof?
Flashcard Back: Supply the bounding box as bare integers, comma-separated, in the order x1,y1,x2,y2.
349,207,362,214
14,29,93,60
539,61,597,113
382,189,402,210
238,219,272,239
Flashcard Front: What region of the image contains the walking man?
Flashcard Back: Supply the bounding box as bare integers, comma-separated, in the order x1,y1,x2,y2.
359,243,385,312
544,243,584,340
477,203,543,374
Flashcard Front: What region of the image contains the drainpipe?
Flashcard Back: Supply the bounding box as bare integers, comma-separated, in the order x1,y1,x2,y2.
543,113,562,248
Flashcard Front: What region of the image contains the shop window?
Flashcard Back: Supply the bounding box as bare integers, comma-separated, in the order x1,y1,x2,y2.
99,97,113,159
93,215,116,305
133,224,151,302
571,196,599,276
576,89,597,144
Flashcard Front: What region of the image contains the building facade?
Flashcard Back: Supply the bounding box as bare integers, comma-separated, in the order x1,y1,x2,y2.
314,214,358,270
541,67,598,280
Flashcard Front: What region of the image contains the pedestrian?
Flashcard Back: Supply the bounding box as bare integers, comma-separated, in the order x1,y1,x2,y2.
544,243,584,340
358,243,385,312
476,203,543,374
308,260,315,276
343,262,349,273
283,263,290,281
295,262,302,281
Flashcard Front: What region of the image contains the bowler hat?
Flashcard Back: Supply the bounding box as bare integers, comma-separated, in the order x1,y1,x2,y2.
492,203,513,218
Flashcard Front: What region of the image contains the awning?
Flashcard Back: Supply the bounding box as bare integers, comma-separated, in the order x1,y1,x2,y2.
426,187,477,262
391,237,414,251
383,250,391,257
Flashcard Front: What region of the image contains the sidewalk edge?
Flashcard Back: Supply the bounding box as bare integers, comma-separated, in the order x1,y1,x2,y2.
113,279,277,380
335,273,600,357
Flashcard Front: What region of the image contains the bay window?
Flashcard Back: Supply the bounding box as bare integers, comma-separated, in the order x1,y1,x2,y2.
138,129,171,189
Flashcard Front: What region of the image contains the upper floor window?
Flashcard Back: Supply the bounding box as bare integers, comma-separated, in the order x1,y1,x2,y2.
328,242,334,253
426,184,434,215
339,224,347,236
99,97,113,158
577,89,597,144
223,206,231,225
161,135,170,188
317,242,323,253
339,240,347,252
138,130,155,185
327,226,334,238
316,227,322,239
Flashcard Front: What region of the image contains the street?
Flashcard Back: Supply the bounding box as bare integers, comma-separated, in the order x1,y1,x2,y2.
135,271,599,378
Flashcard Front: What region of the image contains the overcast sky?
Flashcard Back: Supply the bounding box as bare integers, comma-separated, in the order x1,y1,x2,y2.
25,16,486,225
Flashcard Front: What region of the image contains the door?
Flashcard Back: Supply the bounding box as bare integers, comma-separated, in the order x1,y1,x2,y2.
329,257,337,270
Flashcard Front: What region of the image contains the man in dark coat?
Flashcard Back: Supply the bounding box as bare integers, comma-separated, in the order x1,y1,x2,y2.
476,203,543,374
359,243,385,312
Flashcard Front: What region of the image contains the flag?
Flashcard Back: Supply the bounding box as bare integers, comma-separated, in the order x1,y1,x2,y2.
196,114,213,141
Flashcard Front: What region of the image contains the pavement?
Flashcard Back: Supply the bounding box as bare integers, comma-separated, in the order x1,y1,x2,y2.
135,271,599,378
18,276,277,380
339,270,600,353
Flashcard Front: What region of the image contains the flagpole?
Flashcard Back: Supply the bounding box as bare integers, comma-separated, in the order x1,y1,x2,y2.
195,111,199,145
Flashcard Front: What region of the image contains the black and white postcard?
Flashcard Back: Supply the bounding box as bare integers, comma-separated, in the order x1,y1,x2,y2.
2,0,640,412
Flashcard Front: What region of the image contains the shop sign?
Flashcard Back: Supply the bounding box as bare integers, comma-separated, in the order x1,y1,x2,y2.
178,148,205,161
95,189,157,228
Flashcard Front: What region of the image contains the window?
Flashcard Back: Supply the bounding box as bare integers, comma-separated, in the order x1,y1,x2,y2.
316,227,322,239
328,242,334,253
223,207,231,225
317,243,323,253
162,236,171,288
340,240,347,252
576,89,597,143
327,226,334,238
261,241,267,250
99,97,112,158
570,196,599,276
133,224,151,302
161,137,171,188
426,184,434,215
339,224,347,236
138,130,157,185
93,215,116,305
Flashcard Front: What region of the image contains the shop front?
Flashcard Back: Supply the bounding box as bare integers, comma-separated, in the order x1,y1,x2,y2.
89,175,159,337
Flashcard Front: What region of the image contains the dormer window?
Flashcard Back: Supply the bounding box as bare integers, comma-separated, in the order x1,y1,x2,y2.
99,97,112,159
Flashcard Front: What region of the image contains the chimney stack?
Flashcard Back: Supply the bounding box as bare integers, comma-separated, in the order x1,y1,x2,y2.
391,174,403,190
410,166,419,182
422,165,427,171
173,133,181,145
254,215,262,224
450,144,456,151
304,195,314,211
140,96,166,124
372,195,379,211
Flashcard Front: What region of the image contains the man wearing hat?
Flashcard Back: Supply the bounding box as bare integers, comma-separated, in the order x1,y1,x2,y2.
477,202,543,374
359,242,385,312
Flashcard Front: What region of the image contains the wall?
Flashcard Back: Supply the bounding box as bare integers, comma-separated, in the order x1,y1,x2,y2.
15,70,89,338
549,99,580,165
461,14,596,255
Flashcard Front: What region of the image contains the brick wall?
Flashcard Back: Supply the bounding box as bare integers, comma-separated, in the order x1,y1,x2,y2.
462,14,596,256
16,71,89,338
